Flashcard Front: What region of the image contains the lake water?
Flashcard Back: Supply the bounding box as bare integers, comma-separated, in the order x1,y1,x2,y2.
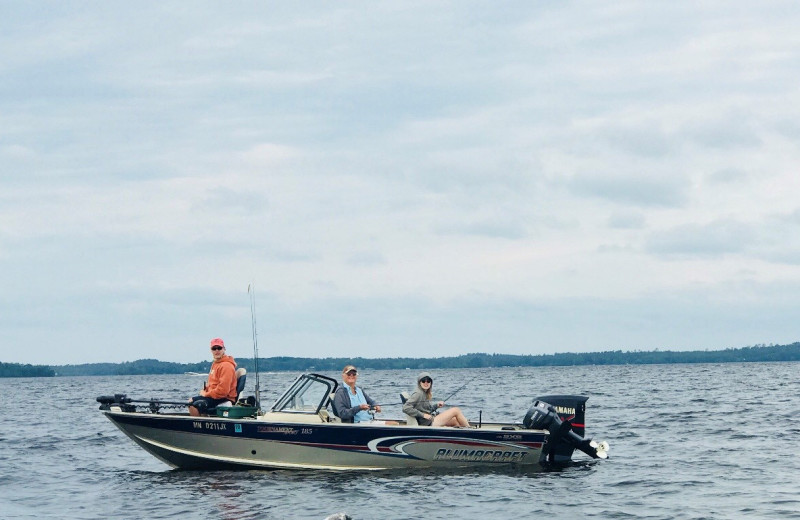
1,362,798,519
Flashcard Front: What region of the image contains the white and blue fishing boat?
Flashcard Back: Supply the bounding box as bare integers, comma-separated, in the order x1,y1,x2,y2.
99,286,608,470
97,371,609,471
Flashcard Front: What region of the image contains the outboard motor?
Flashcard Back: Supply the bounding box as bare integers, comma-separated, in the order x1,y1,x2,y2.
523,395,608,462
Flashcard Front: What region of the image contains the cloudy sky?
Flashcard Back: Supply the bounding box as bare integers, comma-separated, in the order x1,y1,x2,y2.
2,2,799,365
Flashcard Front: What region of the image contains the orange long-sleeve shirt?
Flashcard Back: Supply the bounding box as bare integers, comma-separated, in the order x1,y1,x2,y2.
204,355,237,401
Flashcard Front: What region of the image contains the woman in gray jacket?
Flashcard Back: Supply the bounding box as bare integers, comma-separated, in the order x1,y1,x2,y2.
402,372,470,427
332,365,381,423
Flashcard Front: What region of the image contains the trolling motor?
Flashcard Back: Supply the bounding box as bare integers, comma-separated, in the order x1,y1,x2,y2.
523,398,609,461
97,394,188,413
97,394,136,412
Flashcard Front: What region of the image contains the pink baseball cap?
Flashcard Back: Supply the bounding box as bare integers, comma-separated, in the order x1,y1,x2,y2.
210,338,225,348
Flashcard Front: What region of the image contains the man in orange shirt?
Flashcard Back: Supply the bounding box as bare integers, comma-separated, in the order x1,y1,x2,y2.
188,338,238,416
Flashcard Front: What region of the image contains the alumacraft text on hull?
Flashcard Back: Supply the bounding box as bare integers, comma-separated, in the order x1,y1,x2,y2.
97,373,609,471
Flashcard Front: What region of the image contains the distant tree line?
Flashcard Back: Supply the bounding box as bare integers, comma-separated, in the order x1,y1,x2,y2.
51,359,212,377
239,342,799,372
0,362,55,377
0,342,797,377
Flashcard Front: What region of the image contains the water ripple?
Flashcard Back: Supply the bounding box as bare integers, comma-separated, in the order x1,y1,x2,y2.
2,362,799,519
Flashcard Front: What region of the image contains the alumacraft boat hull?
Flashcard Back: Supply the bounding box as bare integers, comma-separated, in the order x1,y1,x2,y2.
101,411,549,470
98,372,608,470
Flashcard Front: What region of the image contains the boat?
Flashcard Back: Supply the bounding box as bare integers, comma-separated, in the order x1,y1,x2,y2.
97,372,609,470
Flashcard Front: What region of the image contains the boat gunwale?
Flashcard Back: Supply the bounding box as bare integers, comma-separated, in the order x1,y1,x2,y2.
102,408,545,434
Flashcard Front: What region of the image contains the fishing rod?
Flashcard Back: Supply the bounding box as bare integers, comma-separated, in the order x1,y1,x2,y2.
248,283,262,410
372,400,470,408
441,373,480,403
373,373,481,408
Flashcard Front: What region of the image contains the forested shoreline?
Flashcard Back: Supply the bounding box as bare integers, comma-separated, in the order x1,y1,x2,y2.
0,362,56,377
1,342,797,378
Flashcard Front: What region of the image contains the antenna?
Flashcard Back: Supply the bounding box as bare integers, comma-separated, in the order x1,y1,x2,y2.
248,283,261,410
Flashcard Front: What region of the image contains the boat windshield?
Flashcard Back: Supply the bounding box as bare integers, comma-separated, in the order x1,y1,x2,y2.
271,373,337,414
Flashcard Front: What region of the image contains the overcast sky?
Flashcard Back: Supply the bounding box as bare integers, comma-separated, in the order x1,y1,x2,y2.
2,2,799,365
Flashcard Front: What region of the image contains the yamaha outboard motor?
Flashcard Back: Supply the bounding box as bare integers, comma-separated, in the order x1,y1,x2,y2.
523,395,609,462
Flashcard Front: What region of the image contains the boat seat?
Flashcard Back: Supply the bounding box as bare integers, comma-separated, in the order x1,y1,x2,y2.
329,392,338,415
400,391,418,426
329,392,347,422
319,408,340,423
234,368,247,401
324,393,342,423
206,368,247,415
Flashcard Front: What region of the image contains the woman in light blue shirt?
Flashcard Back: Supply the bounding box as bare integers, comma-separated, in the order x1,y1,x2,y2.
332,365,382,422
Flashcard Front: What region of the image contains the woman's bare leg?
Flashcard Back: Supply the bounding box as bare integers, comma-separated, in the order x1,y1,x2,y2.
432,407,471,427
451,406,470,427
432,409,455,426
